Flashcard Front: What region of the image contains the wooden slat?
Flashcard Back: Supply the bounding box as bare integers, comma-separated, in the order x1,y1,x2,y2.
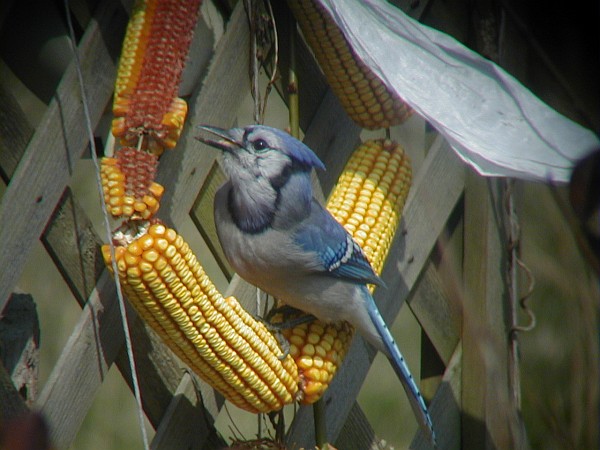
301,91,362,195
285,133,465,448
0,293,36,422
41,189,104,306
0,293,40,405
410,262,461,365
411,343,463,450
36,273,126,448
417,203,465,399
0,83,33,182
334,402,385,450
150,373,226,450
0,363,28,422
462,173,528,450
0,0,127,312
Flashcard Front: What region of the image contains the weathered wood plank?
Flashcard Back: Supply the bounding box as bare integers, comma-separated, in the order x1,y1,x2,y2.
462,171,496,448
301,90,362,195
461,173,528,450
0,0,127,312
409,262,461,365
416,202,464,400
150,373,226,450
0,83,33,183
285,134,465,448
0,363,29,422
0,293,40,406
41,189,104,306
411,343,462,450
334,402,384,450
36,273,124,448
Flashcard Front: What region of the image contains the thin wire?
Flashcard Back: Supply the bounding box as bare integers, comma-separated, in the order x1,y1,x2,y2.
256,287,263,318
63,2,150,448
245,0,261,124
259,0,279,124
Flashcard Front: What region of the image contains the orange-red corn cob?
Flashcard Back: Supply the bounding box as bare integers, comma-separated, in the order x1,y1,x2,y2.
100,147,164,220
112,0,199,153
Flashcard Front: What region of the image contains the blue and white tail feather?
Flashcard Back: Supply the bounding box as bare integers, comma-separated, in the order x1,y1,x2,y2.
363,286,437,447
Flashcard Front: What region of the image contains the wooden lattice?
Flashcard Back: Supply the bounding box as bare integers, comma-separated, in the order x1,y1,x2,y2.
0,1,540,449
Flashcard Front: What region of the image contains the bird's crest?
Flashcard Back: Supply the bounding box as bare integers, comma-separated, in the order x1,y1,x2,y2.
243,126,326,172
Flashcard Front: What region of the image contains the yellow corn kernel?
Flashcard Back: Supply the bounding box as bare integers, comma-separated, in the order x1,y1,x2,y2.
103,221,300,413
285,138,412,403
112,0,200,153
288,0,412,130
282,319,353,404
328,139,411,274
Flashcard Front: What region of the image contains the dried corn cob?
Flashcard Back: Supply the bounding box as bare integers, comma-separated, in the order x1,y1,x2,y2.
327,139,412,275
287,0,412,130
282,138,412,403
284,319,353,404
100,147,164,220
112,0,200,153
103,221,300,413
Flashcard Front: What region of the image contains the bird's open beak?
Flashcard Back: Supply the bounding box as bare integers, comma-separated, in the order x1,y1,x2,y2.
196,125,243,152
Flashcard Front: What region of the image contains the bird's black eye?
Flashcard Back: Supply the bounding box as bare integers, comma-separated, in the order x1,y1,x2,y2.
252,139,268,152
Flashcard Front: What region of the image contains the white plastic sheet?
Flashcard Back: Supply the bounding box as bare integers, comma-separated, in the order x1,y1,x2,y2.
320,0,599,183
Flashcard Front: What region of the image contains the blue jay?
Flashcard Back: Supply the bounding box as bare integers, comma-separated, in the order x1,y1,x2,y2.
197,124,436,446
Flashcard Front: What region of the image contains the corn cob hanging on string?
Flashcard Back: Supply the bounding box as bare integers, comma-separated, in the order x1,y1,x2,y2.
101,0,200,220
287,0,412,130
281,138,412,403
112,0,200,154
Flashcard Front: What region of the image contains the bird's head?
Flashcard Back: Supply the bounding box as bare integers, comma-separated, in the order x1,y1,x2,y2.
196,125,325,184
197,125,325,231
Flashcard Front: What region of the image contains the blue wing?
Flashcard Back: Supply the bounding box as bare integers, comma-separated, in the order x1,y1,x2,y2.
293,200,383,286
